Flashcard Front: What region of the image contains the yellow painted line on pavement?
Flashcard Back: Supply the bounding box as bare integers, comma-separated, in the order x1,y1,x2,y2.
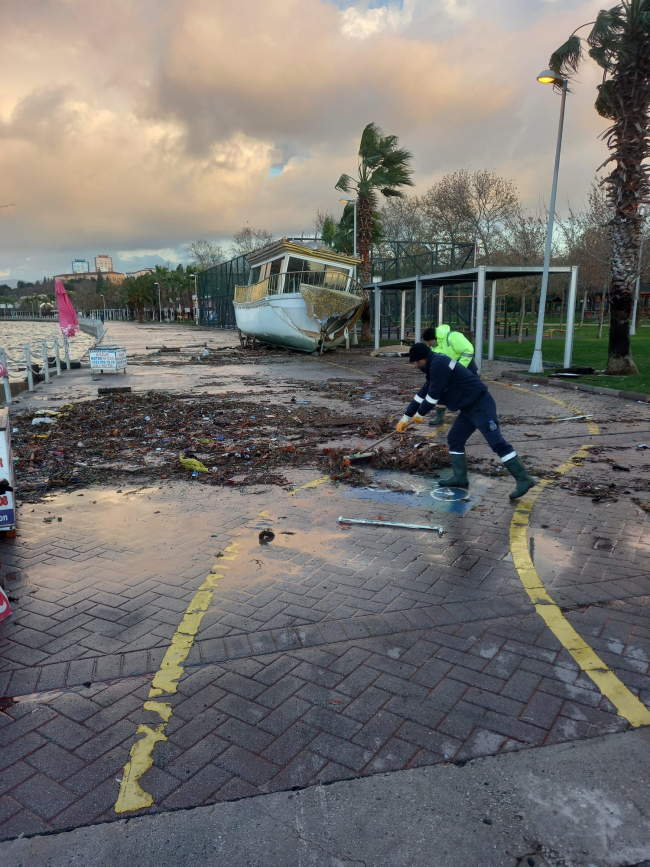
317,359,376,378
288,475,331,497
490,380,599,435
426,422,450,440
114,539,242,813
508,419,650,726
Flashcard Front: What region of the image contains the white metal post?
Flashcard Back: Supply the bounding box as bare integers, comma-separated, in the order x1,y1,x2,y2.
41,340,50,383
414,278,422,343
475,267,487,373
563,266,579,368
400,291,406,342
63,335,70,370
54,337,61,376
530,78,568,373
374,286,381,350
631,220,645,337
438,286,444,327
488,280,497,361
25,344,34,391
0,349,12,405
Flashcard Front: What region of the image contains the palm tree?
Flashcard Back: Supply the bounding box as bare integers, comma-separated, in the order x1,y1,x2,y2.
336,123,414,340
121,274,155,323
548,2,650,375
322,203,383,257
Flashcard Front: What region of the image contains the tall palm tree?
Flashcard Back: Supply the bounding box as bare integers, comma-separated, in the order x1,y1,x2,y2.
336,123,414,340
323,203,383,257
549,2,650,375
121,274,155,323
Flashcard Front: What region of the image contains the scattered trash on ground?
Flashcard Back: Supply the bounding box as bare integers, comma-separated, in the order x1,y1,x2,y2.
258,528,275,543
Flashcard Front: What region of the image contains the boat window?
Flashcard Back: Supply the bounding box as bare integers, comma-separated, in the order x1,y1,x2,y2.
286,257,329,292
324,265,350,291
249,266,261,285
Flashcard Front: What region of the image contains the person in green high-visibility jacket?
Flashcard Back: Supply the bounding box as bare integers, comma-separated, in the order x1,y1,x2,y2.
421,325,477,426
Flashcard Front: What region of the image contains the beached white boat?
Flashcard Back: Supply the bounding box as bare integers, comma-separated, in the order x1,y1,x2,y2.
234,239,363,352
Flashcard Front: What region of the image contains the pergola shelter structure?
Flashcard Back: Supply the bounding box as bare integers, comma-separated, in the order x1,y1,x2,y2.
366,264,579,373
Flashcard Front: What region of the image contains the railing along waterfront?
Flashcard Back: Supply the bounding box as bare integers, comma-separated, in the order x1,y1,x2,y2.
0,318,106,406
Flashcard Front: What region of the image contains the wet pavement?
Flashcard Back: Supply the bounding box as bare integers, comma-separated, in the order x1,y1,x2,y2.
0,322,649,848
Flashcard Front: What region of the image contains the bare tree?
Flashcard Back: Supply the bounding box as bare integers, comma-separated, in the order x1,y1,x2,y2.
558,185,612,334
185,239,226,270
419,169,520,263
502,206,549,342
230,227,273,258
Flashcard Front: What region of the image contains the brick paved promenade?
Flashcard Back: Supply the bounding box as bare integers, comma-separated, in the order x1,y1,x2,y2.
1,324,649,840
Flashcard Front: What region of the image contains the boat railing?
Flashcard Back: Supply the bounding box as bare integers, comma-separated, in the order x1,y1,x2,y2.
234,271,364,304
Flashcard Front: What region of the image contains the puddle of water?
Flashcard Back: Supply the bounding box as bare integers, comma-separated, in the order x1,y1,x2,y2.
343,469,492,515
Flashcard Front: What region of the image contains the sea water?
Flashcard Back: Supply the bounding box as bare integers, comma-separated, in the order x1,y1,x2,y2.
0,321,95,366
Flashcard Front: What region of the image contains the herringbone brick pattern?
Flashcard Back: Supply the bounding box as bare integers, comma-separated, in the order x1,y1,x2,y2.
2,604,644,838
1,370,649,841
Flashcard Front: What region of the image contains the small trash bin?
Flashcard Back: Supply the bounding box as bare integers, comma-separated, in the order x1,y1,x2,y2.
89,347,127,380
0,407,17,535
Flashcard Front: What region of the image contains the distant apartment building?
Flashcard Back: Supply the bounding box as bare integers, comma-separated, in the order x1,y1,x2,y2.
94,254,113,273
71,259,89,274
124,268,156,278
53,271,125,285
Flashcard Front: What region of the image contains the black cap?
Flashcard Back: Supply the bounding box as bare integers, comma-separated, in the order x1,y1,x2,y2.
421,327,436,342
407,342,430,363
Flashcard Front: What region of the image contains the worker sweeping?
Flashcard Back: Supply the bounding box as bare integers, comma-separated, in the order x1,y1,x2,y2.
396,343,534,499
422,325,477,426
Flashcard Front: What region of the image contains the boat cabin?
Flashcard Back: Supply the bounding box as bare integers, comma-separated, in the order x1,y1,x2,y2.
246,239,361,296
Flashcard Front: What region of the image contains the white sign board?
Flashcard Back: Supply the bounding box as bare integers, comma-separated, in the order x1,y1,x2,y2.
0,409,16,531
89,347,127,373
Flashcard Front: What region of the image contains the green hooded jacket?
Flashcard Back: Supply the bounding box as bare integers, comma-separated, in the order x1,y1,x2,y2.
433,324,474,367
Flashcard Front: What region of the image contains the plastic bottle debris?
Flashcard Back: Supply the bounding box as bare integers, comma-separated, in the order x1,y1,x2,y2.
31,417,56,426
637,444,648,450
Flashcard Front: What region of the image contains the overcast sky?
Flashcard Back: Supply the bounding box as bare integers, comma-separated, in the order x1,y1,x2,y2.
0,0,611,282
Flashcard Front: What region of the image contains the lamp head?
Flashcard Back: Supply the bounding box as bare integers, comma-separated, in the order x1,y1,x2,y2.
339,198,354,204
537,68,563,85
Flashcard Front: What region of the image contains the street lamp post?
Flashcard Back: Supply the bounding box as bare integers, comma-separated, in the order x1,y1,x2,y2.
100,294,106,319
529,69,568,374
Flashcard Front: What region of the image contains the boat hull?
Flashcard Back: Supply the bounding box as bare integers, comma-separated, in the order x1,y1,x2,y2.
234,291,361,352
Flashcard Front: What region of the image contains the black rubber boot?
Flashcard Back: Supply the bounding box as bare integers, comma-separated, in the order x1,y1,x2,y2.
503,455,535,500
438,454,469,488
428,406,447,426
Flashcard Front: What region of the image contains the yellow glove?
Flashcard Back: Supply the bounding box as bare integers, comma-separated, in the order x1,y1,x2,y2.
396,415,412,433
413,414,425,425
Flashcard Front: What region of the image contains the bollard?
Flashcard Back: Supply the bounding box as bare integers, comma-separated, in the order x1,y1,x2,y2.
63,335,71,370
54,337,61,376
0,349,11,406
345,328,350,349
41,340,50,383
25,344,34,391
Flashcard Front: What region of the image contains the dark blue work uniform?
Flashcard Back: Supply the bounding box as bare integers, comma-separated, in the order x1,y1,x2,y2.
405,353,517,462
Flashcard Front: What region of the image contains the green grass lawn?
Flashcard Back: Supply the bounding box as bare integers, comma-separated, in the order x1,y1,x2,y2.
486,326,650,395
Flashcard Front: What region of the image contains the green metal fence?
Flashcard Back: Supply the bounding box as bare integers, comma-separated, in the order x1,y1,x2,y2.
197,254,249,328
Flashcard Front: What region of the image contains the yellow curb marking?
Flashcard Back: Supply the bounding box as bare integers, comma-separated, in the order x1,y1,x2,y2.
114,539,241,813
317,359,376,378
507,411,650,726
288,475,330,497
